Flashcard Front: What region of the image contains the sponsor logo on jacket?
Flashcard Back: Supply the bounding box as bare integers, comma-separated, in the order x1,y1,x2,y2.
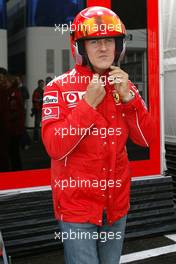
62,91,86,108
42,106,59,121
43,91,58,105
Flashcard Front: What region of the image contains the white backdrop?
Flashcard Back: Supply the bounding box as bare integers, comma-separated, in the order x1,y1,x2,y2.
161,0,176,143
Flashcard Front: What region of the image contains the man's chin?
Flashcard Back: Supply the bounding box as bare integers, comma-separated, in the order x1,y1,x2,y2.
97,63,112,71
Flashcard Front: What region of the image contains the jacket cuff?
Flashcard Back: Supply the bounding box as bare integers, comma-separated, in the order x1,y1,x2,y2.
121,92,147,112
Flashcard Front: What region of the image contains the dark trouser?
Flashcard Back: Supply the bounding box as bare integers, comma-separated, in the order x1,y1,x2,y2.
33,111,41,141
9,135,22,171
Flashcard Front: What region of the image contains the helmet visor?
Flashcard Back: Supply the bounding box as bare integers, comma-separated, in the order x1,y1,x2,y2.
72,15,126,40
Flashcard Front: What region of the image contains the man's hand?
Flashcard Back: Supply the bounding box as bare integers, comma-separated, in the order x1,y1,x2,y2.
108,66,134,102
84,74,106,109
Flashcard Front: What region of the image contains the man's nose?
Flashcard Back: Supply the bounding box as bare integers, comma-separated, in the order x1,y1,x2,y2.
99,39,107,50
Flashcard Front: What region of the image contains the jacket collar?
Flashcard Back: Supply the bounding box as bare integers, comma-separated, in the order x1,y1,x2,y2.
75,64,109,78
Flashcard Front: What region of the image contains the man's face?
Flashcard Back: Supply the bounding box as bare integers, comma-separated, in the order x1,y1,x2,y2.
39,81,44,89
16,76,21,86
84,38,115,73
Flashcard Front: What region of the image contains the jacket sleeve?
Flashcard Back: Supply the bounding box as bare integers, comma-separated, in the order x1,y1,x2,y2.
121,81,156,147
41,81,103,160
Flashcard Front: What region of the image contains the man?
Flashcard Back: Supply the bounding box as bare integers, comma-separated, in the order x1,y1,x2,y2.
0,67,10,171
6,75,24,171
32,79,44,142
16,75,31,150
42,6,155,264
45,76,52,85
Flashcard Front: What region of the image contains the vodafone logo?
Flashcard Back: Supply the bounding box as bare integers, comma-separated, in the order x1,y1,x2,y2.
42,107,59,121
62,91,86,108
66,93,78,103
44,108,52,115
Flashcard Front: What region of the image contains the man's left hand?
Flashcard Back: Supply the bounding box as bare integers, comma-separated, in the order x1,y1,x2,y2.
108,65,134,103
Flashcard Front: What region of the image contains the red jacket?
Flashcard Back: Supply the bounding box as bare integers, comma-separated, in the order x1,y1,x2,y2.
42,64,155,226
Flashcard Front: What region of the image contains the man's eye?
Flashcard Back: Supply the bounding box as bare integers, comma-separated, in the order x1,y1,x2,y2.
89,40,97,44
106,38,114,42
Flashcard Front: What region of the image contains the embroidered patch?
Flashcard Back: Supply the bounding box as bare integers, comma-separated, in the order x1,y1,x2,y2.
43,91,58,105
42,107,60,121
62,91,86,108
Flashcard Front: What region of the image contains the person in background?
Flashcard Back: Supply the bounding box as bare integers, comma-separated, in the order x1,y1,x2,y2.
32,79,44,142
16,75,29,114
42,6,155,264
45,76,52,85
0,67,10,171
16,75,31,149
6,75,25,171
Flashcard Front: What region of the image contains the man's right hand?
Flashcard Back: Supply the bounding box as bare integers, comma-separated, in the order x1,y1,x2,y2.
84,74,106,109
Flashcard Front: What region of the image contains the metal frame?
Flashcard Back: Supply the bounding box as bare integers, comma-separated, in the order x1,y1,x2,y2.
0,232,9,264
0,0,162,191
